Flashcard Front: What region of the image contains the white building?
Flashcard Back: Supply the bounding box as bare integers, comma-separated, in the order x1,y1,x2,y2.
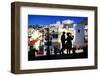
73,24,85,48
48,19,85,49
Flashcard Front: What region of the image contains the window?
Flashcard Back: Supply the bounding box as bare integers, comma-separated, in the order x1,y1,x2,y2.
78,29,80,33
53,34,58,38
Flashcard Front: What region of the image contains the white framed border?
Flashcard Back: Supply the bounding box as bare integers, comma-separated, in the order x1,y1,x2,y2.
20,6,95,70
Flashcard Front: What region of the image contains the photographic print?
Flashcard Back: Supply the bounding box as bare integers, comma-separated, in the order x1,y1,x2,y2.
28,15,88,61
11,2,97,74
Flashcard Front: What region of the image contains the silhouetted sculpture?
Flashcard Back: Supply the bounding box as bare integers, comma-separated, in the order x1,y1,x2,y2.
66,32,74,54
60,32,66,54
45,28,52,56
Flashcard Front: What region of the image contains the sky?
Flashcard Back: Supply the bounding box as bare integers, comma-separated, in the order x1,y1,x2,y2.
28,15,87,26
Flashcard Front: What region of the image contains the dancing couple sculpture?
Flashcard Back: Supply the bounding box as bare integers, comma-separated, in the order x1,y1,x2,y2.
61,31,74,54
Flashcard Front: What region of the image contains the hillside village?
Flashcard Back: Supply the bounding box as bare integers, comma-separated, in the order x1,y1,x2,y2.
28,19,88,60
